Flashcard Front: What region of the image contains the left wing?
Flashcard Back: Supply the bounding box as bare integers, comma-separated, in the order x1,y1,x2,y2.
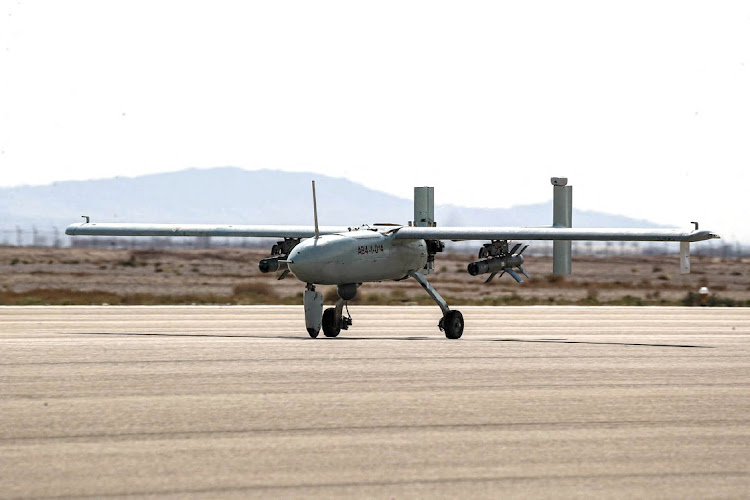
392,226,718,276
392,226,719,242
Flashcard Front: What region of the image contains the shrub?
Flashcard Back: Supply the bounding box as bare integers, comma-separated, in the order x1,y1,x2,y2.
233,281,274,296
583,288,600,304
118,254,137,267
617,295,643,306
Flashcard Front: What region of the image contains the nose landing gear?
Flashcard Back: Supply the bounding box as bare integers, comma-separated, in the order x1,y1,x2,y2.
305,284,356,338
322,300,353,338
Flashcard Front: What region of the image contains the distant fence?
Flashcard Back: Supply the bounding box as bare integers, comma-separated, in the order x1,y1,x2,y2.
0,227,265,250
0,226,746,257
0,227,66,247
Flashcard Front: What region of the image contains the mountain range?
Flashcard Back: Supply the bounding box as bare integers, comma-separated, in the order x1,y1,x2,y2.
1,167,664,235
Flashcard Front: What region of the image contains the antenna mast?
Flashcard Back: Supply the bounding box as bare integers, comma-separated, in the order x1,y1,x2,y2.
312,180,320,238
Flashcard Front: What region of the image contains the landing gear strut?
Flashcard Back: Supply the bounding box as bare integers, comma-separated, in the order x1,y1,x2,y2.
409,271,464,339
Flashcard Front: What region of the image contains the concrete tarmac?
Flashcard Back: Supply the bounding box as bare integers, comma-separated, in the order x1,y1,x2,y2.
1,306,749,499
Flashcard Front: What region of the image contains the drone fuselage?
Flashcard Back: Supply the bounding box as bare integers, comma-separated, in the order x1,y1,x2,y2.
287,229,427,285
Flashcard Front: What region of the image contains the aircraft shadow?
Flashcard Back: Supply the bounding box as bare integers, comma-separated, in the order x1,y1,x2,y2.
67,332,307,340
64,332,712,347
487,338,713,349
66,332,435,341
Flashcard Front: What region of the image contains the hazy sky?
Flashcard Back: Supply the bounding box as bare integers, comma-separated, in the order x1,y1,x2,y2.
1,1,748,240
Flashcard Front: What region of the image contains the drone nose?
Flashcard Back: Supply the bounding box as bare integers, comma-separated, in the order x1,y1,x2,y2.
287,245,304,263
287,246,314,281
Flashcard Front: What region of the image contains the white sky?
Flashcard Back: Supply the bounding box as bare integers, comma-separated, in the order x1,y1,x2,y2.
1,1,748,241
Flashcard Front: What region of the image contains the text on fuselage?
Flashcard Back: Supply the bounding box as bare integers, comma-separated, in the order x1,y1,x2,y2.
357,244,385,255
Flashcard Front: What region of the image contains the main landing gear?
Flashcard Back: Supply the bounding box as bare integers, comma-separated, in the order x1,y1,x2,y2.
303,276,462,339
303,283,354,338
439,310,464,340
409,271,464,339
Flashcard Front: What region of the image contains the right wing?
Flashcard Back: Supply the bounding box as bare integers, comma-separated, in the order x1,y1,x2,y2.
65,223,351,238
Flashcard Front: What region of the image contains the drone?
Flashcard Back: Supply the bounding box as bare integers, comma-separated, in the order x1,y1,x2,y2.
66,177,718,339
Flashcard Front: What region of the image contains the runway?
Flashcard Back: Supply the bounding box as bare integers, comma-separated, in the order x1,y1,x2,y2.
2,306,749,498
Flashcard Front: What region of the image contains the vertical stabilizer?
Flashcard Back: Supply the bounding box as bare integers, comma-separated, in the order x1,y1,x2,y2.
413,187,435,227
680,242,691,274
552,177,572,275
414,187,438,274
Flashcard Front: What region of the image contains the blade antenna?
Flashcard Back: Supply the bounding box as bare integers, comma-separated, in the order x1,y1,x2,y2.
312,180,320,239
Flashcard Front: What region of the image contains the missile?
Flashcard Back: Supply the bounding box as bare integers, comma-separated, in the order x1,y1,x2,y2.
467,255,525,276
259,257,289,274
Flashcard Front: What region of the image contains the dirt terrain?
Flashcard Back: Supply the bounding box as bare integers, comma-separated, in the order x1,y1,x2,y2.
1,246,748,306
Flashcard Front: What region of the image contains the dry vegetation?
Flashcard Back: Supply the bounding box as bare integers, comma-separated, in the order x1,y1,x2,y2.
1,247,748,306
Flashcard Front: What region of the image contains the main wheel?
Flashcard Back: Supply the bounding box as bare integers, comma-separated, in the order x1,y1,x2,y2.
322,307,341,338
307,328,319,338
443,310,464,339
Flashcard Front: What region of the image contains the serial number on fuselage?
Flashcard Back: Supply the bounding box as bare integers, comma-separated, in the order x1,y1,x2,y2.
357,244,385,255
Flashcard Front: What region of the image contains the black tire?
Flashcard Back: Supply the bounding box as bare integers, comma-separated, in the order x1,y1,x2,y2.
443,310,464,339
322,307,341,338
307,327,319,338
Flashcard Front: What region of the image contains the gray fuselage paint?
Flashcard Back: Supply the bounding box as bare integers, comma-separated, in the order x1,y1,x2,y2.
288,229,427,285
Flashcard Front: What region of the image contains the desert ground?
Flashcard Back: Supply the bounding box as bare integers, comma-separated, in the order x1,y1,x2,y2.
1,246,748,306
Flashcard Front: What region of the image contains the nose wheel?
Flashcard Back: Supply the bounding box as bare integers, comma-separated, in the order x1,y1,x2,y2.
322,299,352,338
322,308,339,337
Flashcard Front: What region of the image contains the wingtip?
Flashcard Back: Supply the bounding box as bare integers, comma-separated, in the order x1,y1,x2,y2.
690,230,721,241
